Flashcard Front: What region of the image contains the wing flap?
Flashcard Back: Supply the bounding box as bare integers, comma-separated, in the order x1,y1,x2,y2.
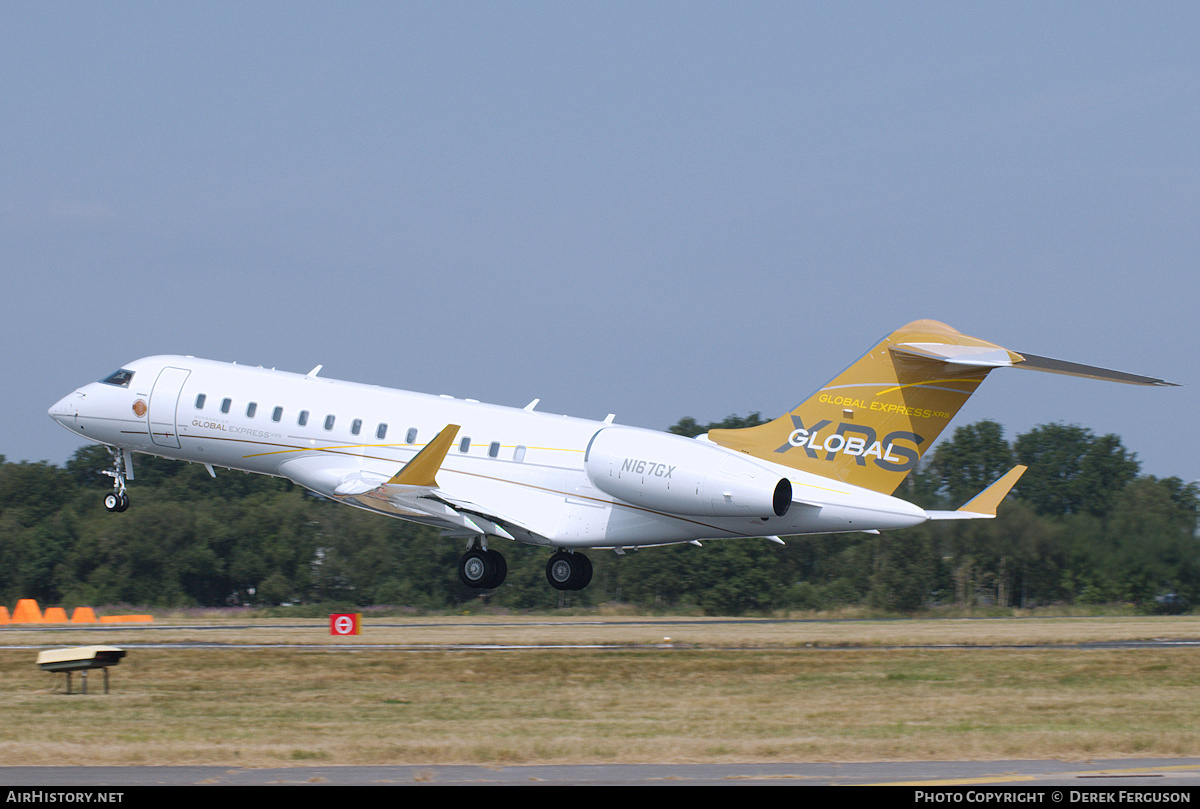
349,479,529,540
336,422,543,542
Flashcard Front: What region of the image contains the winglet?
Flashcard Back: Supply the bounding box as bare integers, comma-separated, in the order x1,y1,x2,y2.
387,424,461,488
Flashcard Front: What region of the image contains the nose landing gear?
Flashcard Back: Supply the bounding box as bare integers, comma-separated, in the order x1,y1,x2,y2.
101,447,131,512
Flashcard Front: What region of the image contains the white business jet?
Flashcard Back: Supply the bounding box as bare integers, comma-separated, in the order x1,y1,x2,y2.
48,320,1173,591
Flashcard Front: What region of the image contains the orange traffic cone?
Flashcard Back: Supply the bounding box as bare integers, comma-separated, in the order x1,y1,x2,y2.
43,607,68,623
11,599,43,623
70,607,97,623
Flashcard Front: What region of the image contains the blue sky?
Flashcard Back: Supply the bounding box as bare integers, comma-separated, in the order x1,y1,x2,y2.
3,2,1197,482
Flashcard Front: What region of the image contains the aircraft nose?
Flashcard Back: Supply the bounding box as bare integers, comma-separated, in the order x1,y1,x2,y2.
48,391,82,425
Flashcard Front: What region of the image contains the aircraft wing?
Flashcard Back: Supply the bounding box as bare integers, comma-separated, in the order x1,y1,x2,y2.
924,465,1027,521
334,424,551,544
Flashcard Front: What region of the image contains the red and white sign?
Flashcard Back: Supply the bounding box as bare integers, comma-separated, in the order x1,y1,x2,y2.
330,613,361,636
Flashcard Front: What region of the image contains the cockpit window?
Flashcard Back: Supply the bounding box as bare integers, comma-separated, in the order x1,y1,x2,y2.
101,369,135,388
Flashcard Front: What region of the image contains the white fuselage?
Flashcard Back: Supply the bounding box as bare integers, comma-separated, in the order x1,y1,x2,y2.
49,355,930,549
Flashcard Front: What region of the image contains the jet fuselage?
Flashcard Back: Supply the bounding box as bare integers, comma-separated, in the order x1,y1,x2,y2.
49,354,928,550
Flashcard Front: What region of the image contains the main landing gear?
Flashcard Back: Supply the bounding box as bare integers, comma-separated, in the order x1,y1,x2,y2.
458,542,508,589
101,447,130,513
456,543,595,591
546,550,592,591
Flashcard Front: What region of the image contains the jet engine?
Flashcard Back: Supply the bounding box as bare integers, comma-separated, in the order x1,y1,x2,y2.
583,427,792,518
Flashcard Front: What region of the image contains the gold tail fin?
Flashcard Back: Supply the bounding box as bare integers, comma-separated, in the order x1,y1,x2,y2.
708,320,1018,494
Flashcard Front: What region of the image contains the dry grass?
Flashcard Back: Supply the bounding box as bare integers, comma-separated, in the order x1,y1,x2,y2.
2,615,1199,766
7,612,1200,648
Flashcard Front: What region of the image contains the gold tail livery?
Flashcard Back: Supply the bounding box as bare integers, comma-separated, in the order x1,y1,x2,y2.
49,320,1174,591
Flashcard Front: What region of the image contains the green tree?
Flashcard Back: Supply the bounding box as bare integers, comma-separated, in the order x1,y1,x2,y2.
924,420,1016,507
1014,424,1139,516
867,529,940,612
0,460,76,526
669,412,766,438
1094,476,1200,604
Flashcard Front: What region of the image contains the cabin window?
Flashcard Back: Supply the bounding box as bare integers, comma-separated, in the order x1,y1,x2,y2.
298,410,309,427
488,442,500,458
246,402,257,418
324,415,336,431
272,406,283,422
100,369,135,388
514,445,526,463
406,428,418,444
351,419,362,436
459,437,471,453
376,423,388,440
194,394,206,409
221,398,231,414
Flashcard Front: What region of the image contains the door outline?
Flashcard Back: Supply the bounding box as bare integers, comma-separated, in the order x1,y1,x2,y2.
148,367,190,449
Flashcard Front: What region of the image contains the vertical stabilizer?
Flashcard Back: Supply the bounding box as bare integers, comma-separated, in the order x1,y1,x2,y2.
708,320,1018,494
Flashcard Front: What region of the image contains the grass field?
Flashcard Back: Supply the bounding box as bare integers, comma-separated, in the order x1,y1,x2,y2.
2,614,1199,766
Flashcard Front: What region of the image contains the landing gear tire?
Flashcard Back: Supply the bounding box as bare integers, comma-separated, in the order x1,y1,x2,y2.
103,492,129,512
485,549,507,588
459,548,507,589
546,551,592,591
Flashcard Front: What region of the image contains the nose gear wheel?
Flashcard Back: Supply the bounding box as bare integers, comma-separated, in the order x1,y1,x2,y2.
101,447,130,512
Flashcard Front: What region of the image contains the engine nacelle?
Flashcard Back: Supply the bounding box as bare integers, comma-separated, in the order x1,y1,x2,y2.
584,427,792,518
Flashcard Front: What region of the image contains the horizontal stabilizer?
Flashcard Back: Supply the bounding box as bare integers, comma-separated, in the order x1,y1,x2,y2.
1010,353,1177,387
926,465,1026,521
895,342,1175,386
893,342,1018,368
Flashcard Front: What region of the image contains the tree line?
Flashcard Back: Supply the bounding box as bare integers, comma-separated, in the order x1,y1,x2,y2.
1,416,1196,614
